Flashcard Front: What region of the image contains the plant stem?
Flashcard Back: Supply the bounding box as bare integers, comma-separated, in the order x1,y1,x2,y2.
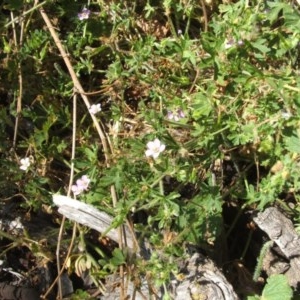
253,240,273,282
5,1,48,28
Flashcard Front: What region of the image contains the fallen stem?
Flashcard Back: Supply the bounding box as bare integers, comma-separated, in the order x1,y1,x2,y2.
38,7,110,160
5,1,48,28
39,5,134,298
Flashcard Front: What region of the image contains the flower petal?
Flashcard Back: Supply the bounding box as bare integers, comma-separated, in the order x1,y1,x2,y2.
20,157,31,171
89,104,101,115
146,141,154,149
152,152,160,159
81,175,91,184
145,138,165,159
78,8,91,20
159,144,166,152
153,138,160,147
145,149,153,157
71,185,82,195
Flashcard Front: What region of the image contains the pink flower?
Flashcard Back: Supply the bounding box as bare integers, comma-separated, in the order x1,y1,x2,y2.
167,109,185,121
78,8,91,20
177,109,185,119
167,111,178,121
72,175,91,196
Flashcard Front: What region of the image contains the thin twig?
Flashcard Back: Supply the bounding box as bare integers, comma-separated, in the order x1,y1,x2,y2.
41,222,78,299
39,1,136,247
0,194,29,202
68,93,77,196
200,0,208,32
188,68,200,94
56,92,78,299
10,10,23,149
55,217,65,299
39,7,110,161
39,6,136,298
10,11,18,44
5,0,48,28
79,89,103,96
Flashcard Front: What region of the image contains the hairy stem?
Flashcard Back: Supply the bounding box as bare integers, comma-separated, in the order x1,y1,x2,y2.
253,240,273,282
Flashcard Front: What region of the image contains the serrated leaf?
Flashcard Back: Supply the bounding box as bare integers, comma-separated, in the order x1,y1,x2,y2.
252,40,270,53
111,248,125,266
262,274,293,300
266,2,286,23
284,135,300,153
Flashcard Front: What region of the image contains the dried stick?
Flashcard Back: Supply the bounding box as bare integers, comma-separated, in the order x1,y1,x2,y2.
41,222,78,299
39,5,132,298
38,7,110,160
10,0,41,149
200,0,208,32
5,1,47,28
38,6,121,216
43,93,78,299
10,10,23,149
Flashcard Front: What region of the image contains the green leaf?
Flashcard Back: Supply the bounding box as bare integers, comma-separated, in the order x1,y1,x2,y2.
252,40,270,54
191,92,213,119
83,146,98,162
110,248,125,266
183,49,196,66
284,135,300,153
3,0,23,10
266,2,286,24
262,274,293,300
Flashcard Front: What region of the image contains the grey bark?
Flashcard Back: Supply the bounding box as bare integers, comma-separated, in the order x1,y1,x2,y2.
170,252,239,300
253,206,300,288
0,283,40,300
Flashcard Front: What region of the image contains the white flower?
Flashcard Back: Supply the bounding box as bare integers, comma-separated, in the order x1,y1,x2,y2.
9,217,24,232
145,138,165,159
89,104,101,115
281,110,292,120
20,157,31,171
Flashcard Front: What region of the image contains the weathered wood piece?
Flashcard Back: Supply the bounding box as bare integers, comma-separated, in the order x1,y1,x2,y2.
253,207,300,288
170,253,239,300
0,283,40,300
53,195,135,249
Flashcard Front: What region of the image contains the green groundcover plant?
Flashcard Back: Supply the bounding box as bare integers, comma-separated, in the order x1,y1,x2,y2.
0,0,300,299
